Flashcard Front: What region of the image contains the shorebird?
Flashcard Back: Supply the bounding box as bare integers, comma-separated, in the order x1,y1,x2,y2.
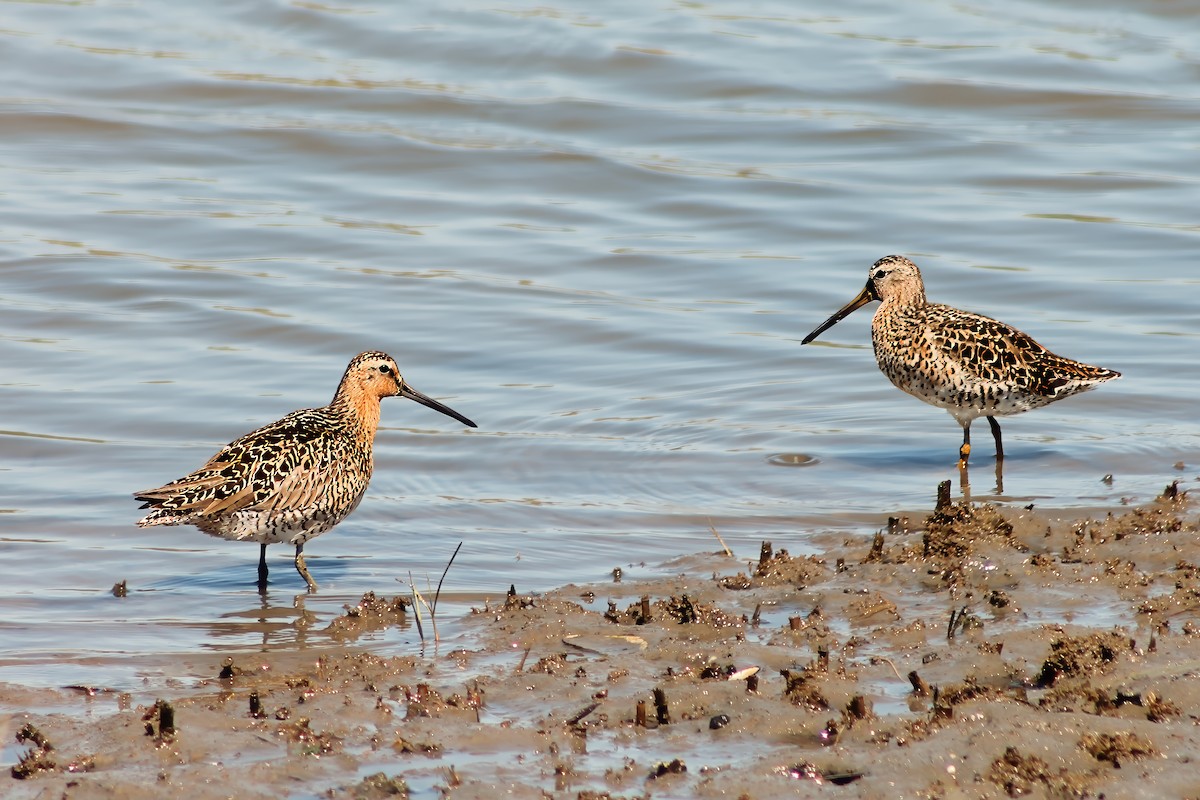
135,351,476,591
801,255,1120,465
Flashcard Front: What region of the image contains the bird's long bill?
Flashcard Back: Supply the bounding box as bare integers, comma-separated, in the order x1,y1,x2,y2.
401,385,477,428
800,282,877,345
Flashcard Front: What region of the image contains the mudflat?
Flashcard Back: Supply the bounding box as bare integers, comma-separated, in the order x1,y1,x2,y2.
5,481,1199,799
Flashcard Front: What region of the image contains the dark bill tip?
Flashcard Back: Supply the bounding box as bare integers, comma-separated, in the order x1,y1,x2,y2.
800,283,876,345
401,385,477,428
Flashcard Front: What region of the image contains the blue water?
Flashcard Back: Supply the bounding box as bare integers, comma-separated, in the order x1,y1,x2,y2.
0,0,1197,690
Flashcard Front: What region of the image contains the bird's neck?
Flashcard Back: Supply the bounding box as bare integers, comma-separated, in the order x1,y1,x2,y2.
881,283,927,310
329,388,382,442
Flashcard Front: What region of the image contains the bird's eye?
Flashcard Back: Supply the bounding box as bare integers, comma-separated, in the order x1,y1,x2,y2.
379,365,392,375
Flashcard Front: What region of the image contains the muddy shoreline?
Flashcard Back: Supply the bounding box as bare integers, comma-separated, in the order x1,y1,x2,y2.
5,480,1200,799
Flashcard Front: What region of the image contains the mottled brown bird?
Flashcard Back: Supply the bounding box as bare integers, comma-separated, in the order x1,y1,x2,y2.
135,351,476,590
802,255,1120,465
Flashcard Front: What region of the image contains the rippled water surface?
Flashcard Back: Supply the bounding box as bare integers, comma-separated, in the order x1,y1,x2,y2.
2,0,1197,688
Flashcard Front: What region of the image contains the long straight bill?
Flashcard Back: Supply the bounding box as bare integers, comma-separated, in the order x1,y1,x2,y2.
800,283,877,345
401,385,477,428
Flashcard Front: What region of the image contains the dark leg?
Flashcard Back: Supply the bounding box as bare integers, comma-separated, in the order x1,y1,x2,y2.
987,416,1004,461
294,544,318,592
958,421,972,467
257,544,269,590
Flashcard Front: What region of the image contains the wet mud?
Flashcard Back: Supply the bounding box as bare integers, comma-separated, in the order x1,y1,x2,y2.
5,481,1200,798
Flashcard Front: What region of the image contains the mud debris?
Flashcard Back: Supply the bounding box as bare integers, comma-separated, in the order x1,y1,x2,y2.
325,591,411,639
1035,631,1133,687
143,699,176,746
343,771,409,799
720,541,829,588
1080,730,1159,767
984,746,1092,797
11,724,56,780
5,482,1200,798
921,500,1025,560
604,594,742,628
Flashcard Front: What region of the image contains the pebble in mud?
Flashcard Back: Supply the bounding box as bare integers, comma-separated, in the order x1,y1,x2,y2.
709,714,730,730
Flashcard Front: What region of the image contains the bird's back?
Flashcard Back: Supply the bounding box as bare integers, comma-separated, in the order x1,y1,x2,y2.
872,301,1120,417
135,406,374,537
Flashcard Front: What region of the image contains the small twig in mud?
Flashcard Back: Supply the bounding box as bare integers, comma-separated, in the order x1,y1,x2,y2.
566,702,599,726
515,646,531,675
707,518,734,558
947,605,969,640
871,656,903,680
635,699,648,728
908,670,931,697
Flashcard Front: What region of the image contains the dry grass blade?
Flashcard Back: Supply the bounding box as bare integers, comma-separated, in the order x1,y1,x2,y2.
707,518,734,558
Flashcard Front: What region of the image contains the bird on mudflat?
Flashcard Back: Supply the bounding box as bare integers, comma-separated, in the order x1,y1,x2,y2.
135,351,476,591
801,255,1120,466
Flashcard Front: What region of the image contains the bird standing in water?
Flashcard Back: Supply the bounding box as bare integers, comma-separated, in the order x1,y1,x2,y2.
135,351,476,591
802,256,1120,466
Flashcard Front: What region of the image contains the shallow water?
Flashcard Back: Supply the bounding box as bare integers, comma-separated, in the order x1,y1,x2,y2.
1,0,1197,689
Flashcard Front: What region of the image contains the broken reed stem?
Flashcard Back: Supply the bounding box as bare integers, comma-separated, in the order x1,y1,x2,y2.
908,670,931,697
757,540,772,572
249,690,264,718
653,688,671,725
846,695,872,721
866,530,884,561
936,479,952,511
947,605,968,641
402,543,464,644
157,700,175,735
707,518,734,558
408,570,425,642
566,702,599,727
515,646,531,675
431,541,463,617
635,700,647,728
